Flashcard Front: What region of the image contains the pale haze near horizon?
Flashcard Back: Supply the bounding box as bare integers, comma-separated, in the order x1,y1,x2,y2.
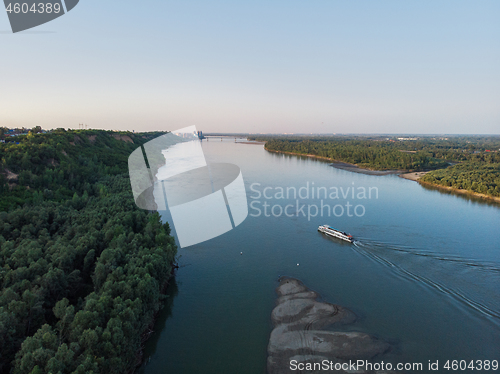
1,1,499,134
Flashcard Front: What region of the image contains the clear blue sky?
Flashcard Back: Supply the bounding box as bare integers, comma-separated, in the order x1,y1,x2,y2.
1,1,499,134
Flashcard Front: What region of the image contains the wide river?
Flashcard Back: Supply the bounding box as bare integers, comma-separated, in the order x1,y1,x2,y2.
139,139,500,374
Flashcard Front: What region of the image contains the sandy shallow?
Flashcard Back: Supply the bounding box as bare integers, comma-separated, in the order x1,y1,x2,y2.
398,171,430,181
267,277,396,374
329,162,403,176
237,141,266,145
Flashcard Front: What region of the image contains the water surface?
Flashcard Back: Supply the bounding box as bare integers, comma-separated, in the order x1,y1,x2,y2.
139,140,500,374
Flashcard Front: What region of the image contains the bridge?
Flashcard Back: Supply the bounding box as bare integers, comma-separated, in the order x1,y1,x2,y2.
203,135,240,141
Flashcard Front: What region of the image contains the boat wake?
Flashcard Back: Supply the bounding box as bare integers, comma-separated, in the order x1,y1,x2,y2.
354,239,500,274
351,239,500,323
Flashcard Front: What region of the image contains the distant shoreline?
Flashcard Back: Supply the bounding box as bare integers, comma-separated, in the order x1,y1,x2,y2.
265,149,403,175
236,141,266,145
265,148,500,205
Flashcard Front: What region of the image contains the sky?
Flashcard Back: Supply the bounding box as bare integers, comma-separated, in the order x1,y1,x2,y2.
1,1,499,134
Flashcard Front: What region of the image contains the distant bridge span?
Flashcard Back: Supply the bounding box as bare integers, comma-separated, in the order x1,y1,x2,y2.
203,135,241,141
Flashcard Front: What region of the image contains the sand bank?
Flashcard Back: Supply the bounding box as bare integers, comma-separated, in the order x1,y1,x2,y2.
267,277,396,374
398,171,430,181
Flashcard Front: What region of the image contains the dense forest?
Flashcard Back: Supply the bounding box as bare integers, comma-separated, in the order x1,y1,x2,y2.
421,162,500,198
0,129,177,373
258,136,500,198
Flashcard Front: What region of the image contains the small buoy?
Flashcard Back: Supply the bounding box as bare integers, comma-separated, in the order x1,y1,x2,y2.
297,263,299,266
240,252,243,255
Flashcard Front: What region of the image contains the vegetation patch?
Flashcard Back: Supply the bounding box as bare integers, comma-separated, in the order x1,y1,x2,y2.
0,129,177,374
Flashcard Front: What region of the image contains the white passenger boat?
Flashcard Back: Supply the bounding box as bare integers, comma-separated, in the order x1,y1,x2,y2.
318,225,354,243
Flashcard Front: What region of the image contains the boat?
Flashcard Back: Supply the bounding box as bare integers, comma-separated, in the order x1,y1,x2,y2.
318,225,354,243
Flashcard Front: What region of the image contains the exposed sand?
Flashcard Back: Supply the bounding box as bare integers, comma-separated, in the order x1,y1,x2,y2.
112,134,134,143
4,169,18,180
3,169,19,190
236,141,266,145
267,277,394,374
330,162,403,176
398,171,430,181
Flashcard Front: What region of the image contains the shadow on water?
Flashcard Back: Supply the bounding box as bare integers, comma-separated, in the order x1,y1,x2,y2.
419,183,500,208
136,278,179,373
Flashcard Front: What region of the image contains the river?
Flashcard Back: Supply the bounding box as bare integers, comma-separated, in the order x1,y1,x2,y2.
138,140,500,374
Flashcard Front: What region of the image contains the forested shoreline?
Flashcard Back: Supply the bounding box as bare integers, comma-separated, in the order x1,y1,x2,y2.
421,162,500,199
0,129,177,373
258,136,500,199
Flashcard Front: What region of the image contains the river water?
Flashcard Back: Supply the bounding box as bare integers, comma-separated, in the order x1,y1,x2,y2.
138,140,500,374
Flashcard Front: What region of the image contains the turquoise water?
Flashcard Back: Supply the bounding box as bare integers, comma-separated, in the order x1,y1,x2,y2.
139,141,500,374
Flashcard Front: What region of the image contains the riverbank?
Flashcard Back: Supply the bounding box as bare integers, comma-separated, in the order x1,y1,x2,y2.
418,180,500,204
398,171,430,181
135,265,178,372
266,148,500,205
265,148,404,175
330,161,403,175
